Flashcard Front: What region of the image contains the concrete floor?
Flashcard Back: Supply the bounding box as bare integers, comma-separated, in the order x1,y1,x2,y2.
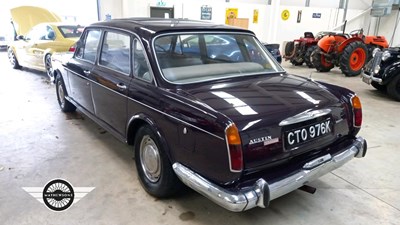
0,50,399,225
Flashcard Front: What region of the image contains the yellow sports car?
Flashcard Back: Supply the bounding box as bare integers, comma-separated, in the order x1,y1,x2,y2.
7,6,83,80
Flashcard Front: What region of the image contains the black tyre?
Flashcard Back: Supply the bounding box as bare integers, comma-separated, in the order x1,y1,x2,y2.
371,81,386,92
285,41,294,56
311,50,334,72
304,45,317,68
8,48,21,69
387,75,400,101
45,54,54,81
56,76,76,112
290,57,304,66
340,41,368,77
134,125,182,198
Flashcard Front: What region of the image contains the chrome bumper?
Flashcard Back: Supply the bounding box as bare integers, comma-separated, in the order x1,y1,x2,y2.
173,137,367,212
361,70,382,84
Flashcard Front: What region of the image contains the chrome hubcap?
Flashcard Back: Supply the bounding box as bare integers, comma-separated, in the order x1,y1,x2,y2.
140,135,161,183
58,82,65,107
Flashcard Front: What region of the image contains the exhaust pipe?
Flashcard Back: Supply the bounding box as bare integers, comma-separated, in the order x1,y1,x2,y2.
299,185,316,194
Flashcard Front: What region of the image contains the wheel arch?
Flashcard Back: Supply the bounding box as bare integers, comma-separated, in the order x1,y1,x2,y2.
382,61,400,85
42,49,55,64
126,113,174,161
337,38,364,53
126,113,174,163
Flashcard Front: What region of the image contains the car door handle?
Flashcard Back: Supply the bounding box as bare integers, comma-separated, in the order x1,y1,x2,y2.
83,70,91,75
117,83,127,90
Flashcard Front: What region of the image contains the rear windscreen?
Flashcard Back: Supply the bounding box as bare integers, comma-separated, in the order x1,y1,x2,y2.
58,25,84,38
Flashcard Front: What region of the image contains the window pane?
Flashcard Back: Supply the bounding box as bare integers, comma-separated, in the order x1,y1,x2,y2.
77,29,101,63
99,32,130,74
133,39,151,82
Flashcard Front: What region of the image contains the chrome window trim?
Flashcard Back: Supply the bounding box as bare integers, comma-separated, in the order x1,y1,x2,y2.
83,25,158,87
151,31,286,85
73,25,158,87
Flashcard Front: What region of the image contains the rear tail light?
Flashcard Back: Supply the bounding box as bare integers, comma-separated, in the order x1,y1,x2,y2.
69,44,76,52
225,123,243,172
351,95,362,128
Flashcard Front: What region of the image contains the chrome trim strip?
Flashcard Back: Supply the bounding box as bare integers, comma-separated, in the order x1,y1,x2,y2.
279,108,331,126
163,94,217,119
65,67,224,140
173,136,366,212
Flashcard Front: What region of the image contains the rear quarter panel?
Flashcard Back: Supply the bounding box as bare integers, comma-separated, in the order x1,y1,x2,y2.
126,83,241,185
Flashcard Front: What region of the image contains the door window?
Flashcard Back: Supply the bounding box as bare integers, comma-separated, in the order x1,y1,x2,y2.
133,39,152,82
99,31,131,74
75,29,101,63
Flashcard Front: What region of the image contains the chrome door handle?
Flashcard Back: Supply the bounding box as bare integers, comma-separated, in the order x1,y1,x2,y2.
83,70,91,75
117,83,127,90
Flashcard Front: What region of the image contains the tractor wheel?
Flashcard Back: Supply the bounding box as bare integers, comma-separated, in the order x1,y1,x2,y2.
340,42,368,77
304,46,317,68
285,41,295,56
311,50,334,72
290,57,304,66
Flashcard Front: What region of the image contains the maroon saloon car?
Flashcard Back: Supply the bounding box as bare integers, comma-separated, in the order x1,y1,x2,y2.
52,18,367,212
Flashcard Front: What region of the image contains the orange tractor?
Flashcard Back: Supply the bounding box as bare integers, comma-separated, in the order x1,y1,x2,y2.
311,29,388,76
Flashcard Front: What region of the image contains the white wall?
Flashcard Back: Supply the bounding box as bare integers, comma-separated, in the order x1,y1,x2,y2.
120,0,270,41
1,0,399,46
0,0,98,25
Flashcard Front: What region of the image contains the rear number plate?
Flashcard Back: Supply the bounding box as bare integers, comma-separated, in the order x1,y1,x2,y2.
285,119,332,147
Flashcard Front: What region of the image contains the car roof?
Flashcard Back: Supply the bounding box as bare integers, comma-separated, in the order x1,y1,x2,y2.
89,18,254,36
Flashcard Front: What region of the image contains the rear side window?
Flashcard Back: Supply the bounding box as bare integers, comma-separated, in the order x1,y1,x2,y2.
133,39,152,82
75,29,101,63
99,31,131,75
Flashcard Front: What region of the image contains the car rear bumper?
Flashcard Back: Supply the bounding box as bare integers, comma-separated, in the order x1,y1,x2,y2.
173,136,367,212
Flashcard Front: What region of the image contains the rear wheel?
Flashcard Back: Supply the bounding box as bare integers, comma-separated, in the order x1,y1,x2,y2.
340,42,368,77
371,81,386,92
8,48,21,69
56,76,76,112
134,125,182,198
284,41,295,56
311,50,334,72
387,76,400,101
304,46,317,68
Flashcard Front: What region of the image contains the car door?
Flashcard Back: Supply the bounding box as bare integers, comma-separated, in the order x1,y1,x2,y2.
90,30,132,137
14,27,40,66
25,25,56,70
67,29,101,114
